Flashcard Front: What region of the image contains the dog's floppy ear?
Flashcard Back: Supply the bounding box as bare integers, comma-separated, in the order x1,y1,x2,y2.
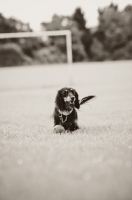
55,91,64,111
74,91,80,109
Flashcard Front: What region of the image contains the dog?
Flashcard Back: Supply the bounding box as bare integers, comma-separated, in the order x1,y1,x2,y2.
53,87,95,132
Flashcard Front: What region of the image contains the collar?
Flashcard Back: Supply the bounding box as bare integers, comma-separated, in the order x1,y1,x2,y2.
58,108,73,123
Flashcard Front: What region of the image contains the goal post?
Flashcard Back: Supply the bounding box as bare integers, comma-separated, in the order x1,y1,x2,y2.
0,30,73,64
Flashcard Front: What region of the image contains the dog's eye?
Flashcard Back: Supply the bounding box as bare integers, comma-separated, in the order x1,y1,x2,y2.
62,90,68,96
70,89,75,94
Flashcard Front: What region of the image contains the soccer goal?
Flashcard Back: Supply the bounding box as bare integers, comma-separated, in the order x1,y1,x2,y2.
0,30,73,84
0,30,72,64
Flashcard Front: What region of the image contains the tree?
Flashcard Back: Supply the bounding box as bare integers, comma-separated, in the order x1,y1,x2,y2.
93,3,132,60
72,8,93,59
91,38,109,61
0,13,31,33
98,3,126,51
0,13,47,66
72,8,86,30
41,14,88,62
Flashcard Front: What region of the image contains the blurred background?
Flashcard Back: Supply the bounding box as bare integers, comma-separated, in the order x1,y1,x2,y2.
0,0,132,67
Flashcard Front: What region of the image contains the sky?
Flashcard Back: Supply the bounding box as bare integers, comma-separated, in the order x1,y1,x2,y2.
0,0,132,30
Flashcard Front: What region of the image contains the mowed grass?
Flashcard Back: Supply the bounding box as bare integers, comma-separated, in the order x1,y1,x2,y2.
0,61,132,200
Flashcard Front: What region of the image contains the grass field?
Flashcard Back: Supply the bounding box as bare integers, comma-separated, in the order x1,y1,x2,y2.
0,61,132,200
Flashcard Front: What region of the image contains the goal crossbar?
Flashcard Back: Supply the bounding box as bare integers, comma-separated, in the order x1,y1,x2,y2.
0,30,72,64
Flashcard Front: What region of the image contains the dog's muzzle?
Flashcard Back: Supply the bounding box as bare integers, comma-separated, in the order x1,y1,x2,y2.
69,97,75,105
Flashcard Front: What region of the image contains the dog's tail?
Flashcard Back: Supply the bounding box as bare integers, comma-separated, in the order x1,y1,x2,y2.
79,96,95,105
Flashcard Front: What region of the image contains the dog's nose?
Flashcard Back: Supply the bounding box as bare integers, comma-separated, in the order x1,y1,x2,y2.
71,97,75,101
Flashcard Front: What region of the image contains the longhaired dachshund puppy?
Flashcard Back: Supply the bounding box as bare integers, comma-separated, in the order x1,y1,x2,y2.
53,87,95,132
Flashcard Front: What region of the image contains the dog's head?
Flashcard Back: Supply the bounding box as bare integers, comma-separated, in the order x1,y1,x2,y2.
55,87,80,111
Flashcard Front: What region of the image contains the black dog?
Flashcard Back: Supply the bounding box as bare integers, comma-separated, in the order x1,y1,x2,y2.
53,87,95,131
